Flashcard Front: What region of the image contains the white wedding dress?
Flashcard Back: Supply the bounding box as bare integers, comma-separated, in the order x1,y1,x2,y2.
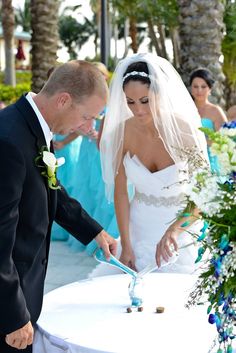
90,152,202,277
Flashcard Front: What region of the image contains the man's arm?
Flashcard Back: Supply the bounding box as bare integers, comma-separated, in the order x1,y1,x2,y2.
55,186,103,244
0,140,31,334
55,186,117,258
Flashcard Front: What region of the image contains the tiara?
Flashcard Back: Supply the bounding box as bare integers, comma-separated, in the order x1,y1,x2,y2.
122,71,150,83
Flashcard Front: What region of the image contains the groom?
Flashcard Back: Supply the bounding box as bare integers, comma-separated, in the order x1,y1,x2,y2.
0,60,117,353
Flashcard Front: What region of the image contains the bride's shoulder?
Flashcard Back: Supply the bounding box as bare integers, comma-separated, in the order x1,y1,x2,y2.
124,117,137,134
123,118,137,151
125,117,135,128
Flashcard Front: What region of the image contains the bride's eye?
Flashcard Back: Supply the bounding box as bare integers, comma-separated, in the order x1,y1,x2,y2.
127,100,134,105
140,98,149,104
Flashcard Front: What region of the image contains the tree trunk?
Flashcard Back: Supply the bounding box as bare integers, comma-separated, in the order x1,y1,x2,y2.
30,0,59,93
2,0,16,86
129,17,138,53
147,18,162,57
177,0,226,107
123,19,129,57
157,23,168,60
170,27,180,69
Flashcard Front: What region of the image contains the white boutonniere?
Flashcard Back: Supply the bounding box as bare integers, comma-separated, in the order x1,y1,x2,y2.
35,146,65,190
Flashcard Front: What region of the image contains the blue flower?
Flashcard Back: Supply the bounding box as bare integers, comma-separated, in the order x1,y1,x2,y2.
213,257,222,278
195,247,205,263
197,232,207,241
208,313,217,324
221,331,229,341
219,234,229,250
222,121,236,129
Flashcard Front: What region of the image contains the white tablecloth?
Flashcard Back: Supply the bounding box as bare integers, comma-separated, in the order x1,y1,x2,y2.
33,273,233,353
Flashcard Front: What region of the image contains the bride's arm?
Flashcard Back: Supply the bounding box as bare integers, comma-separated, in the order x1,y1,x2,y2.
114,160,136,270
155,208,200,267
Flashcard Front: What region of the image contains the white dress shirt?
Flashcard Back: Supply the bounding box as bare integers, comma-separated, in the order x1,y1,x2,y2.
26,92,53,149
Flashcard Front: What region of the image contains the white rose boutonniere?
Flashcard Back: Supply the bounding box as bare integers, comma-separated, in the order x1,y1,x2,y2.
35,146,65,190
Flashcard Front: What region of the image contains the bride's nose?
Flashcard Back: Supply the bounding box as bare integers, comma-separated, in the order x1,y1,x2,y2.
135,103,145,116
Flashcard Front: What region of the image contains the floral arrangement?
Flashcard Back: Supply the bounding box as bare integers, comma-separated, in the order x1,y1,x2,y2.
35,146,65,190
181,121,236,353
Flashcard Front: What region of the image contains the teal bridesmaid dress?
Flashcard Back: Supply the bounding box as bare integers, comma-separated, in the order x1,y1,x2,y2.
51,133,82,241
201,118,220,173
67,119,119,254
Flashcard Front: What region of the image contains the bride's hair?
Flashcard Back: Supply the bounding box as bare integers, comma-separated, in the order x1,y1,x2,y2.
100,53,209,201
122,61,150,86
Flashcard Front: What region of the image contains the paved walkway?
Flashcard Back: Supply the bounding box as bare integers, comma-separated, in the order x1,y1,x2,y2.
44,241,97,293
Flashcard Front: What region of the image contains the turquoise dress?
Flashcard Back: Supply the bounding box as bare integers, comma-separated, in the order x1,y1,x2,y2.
51,134,82,241
67,119,119,254
201,118,219,173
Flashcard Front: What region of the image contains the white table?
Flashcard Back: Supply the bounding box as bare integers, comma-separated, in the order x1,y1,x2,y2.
33,273,224,353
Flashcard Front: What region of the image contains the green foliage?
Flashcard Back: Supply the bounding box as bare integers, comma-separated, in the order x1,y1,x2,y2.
0,71,31,104
59,15,94,60
141,0,179,28
111,0,178,29
0,71,31,85
14,0,31,32
0,82,30,104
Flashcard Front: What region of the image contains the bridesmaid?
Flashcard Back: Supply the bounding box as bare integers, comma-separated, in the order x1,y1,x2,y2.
51,132,82,241
190,68,227,172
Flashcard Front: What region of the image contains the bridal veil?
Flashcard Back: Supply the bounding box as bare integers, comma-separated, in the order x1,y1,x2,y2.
100,53,208,201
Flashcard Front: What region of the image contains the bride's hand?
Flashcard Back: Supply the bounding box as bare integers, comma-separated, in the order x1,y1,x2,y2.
155,228,180,267
119,248,137,271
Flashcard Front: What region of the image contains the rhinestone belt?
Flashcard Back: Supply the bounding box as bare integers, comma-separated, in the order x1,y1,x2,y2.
134,191,185,207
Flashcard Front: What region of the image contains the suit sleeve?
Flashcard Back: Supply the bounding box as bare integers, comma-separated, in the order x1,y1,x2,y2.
55,186,103,245
0,139,30,335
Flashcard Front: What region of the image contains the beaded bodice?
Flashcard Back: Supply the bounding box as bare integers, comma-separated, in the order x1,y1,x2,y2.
123,152,187,207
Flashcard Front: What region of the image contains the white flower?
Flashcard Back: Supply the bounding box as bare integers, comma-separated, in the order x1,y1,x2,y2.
57,157,66,167
35,147,66,190
220,127,236,137
42,151,65,177
42,151,55,177
185,171,225,216
231,151,236,164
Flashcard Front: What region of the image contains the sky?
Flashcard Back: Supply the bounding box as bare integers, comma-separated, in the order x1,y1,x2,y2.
12,0,92,15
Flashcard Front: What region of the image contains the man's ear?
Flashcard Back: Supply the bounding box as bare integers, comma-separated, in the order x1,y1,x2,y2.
56,92,72,108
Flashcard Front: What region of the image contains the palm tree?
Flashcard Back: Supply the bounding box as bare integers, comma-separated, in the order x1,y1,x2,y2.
2,0,16,86
177,0,226,107
58,5,95,60
141,0,179,64
30,0,60,93
111,0,144,54
14,0,31,32
90,0,101,56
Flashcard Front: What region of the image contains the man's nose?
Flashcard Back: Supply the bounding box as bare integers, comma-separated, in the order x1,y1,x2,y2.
83,119,94,133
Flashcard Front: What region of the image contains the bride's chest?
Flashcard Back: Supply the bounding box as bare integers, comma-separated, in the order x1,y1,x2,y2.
128,140,173,173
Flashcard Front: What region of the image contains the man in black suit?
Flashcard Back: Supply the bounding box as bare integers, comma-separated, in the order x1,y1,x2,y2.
0,60,117,352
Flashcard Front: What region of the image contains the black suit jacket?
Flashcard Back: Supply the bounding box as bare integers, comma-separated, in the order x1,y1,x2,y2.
0,95,103,335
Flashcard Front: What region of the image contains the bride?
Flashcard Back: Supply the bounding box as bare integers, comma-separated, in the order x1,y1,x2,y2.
90,53,209,276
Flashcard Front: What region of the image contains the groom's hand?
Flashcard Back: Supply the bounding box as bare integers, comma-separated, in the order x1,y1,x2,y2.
95,230,117,260
5,321,34,350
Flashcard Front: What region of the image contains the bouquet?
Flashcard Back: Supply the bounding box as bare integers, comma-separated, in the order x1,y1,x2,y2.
181,121,236,353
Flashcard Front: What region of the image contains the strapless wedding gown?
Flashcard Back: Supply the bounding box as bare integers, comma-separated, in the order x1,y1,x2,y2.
89,152,202,277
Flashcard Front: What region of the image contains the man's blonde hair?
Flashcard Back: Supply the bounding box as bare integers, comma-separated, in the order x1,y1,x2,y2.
42,60,108,103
